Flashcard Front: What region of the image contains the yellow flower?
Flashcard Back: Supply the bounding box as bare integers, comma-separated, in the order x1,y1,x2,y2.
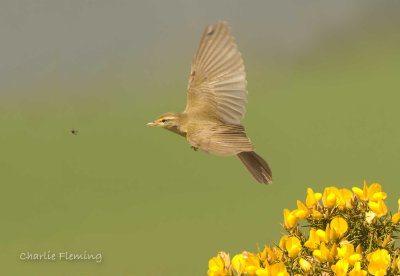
232,254,245,275
337,243,362,265
392,199,400,224
304,228,320,250
355,244,362,254
283,208,297,229
316,228,329,243
349,261,367,276
233,253,260,275
349,252,362,265
337,243,352,259
284,236,302,258
269,262,290,276
322,186,339,208
255,267,269,276
208,254,227,276
352,180,369,201
331,259,349,276
294,200,308,219
208,182,399,276
367,183,387,202
279,235,288,249
330,217,348,239
258,246,282,266
313,242,336,263
352,181,387,203
368,199,388,217
336,188,353,209
306,188,322,208
367,249,391,276
299,258,312,272
315,223,339,243
393,212,400,224
257,262,292,276
307,217,348,243
310,209,323,219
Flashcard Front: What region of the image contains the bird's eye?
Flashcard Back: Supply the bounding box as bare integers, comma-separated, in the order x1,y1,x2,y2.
161,119,167,123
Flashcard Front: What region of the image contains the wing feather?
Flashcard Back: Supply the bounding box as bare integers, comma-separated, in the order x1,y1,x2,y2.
207,125,254,155
187,124,254,156
185,21,247,125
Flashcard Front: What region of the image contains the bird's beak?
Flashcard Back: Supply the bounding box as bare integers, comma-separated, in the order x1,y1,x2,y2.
147,122,157,127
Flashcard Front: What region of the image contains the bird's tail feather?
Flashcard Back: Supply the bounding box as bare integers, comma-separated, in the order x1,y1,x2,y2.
237,151,272,184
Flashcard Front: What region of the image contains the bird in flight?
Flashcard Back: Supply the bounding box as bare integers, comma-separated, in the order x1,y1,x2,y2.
148,21,272,184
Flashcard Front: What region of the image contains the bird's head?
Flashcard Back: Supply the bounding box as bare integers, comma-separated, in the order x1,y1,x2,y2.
147,112,181,130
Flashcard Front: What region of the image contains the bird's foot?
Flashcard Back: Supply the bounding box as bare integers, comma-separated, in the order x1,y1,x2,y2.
191,146,198,151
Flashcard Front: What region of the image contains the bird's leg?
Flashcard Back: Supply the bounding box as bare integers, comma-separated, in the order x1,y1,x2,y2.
191,146,198,151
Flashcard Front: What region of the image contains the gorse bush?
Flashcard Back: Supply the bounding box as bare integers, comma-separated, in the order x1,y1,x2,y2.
208,181,400,276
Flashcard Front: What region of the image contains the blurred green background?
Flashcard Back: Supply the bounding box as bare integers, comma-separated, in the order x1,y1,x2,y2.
1,1,400,275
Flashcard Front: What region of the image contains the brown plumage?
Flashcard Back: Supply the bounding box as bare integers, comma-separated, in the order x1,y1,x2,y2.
148,21,272,184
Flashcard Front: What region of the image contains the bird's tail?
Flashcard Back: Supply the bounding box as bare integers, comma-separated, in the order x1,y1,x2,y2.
237,151,272,184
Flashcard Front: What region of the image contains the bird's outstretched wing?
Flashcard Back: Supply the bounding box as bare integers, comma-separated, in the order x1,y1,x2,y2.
185,21,247,125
